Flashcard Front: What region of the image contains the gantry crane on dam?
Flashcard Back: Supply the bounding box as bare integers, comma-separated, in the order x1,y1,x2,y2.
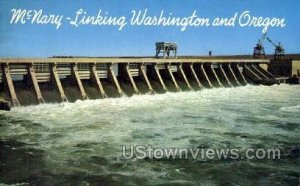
253,33,285,60
155,42,177,58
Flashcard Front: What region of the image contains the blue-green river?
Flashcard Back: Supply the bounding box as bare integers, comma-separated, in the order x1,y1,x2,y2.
0,84,299,185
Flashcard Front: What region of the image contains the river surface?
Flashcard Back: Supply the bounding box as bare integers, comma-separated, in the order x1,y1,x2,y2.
0,84,299,185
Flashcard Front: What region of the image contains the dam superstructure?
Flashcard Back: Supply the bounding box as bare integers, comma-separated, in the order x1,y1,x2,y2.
0,56,273,108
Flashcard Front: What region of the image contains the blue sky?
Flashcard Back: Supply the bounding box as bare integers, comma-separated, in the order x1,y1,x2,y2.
0,0,299,57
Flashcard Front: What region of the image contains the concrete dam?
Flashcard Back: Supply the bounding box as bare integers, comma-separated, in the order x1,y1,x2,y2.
0,55,275,108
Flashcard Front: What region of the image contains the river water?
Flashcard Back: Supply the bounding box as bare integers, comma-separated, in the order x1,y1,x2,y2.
0,84,299,185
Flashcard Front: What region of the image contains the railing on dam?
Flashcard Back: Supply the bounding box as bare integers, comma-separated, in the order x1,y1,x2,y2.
0,57,273,107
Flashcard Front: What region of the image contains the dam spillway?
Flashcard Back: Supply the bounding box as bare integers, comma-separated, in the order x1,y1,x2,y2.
0,57,273,107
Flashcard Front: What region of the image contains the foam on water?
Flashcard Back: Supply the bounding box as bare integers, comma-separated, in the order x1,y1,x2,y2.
280,104,300,112
0,84,299,185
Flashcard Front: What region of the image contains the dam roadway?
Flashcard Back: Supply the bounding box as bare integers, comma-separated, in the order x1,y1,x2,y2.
0,56,273,109
0,56,268,64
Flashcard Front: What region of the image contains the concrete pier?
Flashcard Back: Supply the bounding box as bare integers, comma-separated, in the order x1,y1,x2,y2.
0,56,272,107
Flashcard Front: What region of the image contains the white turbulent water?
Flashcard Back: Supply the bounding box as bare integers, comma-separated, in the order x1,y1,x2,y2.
0,84,300,185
